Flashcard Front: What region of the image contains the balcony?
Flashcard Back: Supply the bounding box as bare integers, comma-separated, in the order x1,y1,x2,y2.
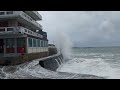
0,27,43,38
0,11,42,30
0,11,18,19
24,11,42,20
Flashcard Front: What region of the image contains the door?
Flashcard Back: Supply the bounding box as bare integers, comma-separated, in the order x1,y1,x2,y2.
0,39,4,53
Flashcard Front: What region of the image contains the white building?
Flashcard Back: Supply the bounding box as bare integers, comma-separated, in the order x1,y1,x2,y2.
0,11,48,58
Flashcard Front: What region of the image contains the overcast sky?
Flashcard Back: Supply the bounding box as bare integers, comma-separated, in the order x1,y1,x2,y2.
38,11,120,47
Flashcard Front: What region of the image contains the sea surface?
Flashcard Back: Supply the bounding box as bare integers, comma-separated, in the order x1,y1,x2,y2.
1,47,120,79
57,47,120,79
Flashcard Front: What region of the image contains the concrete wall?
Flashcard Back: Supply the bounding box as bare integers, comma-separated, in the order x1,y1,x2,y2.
48,47,57,56
39,54,63,71
28,47,48,53
0,21,8,27
8,20,18,27
0,52,49,66
0,19,18,27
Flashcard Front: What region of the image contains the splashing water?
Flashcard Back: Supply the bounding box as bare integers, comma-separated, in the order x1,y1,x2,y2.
54,32,73,61
57,47,120,79
57,58,115,78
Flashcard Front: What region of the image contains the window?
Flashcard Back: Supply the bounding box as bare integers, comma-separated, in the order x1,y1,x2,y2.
43,40,44,47
28,38,32,47
0,12,4,15
6,39,15,48
6,38,15,53
44,41,45,47
17,38,26,53
33,38,36,47
45,41,46,47
29,18,33,21
42,41,44,47
45,41,48,47
17,38,25,47
37,39,40,47
7,28,14,31
0,28,5,32
41,40,43,47
43,41,45,47
40,40,41,47
44,41,46,47
25,29,27,32
6,11,13,14
46,41,48,47
28,31,30,33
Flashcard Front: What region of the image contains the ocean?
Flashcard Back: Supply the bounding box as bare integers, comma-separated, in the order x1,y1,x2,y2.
0,47,120,79
57,47,120,79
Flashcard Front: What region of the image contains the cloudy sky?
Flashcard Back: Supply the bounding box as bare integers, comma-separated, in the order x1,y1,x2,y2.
38,11,120,47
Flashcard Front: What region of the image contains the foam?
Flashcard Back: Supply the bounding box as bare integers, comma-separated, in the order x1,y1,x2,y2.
57,57,120,79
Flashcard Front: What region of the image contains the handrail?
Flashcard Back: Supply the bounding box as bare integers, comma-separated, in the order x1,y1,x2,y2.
32,11,42,20
21,26,43,38
0,27,43,38
21,11,42,29
0,11,42,30
0,11,14,15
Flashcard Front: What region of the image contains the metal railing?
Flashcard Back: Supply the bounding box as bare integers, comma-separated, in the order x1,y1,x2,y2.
0,11,14,15
0,27,43,38
0,27,17,34
0,11,42,30
32,11,42,20
20,11,42,29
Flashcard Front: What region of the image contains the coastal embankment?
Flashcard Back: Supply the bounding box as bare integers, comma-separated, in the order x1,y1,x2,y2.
0,53,104,79
39,53,63,71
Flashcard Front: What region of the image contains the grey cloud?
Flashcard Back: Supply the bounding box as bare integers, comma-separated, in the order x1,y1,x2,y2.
39,11,120,47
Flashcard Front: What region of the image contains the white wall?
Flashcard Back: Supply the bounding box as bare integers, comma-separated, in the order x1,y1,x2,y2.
28,47,48,53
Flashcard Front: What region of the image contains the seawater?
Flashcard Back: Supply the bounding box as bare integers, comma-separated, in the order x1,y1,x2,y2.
1,47,120,79
57,47,120,79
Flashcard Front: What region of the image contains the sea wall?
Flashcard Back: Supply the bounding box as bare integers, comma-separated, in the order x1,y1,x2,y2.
48,46,57,56
0,52,49,66
39,54,63,71
0,47,60,68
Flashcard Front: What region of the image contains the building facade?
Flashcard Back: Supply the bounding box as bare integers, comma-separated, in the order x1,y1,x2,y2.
0,11,48,58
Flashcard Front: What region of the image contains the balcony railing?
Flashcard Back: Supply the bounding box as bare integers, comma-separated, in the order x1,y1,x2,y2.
20,11,42,29
0,11,42,30
32,11,42,19
0,27,43,38
0,27,18,34
0,11,14,15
